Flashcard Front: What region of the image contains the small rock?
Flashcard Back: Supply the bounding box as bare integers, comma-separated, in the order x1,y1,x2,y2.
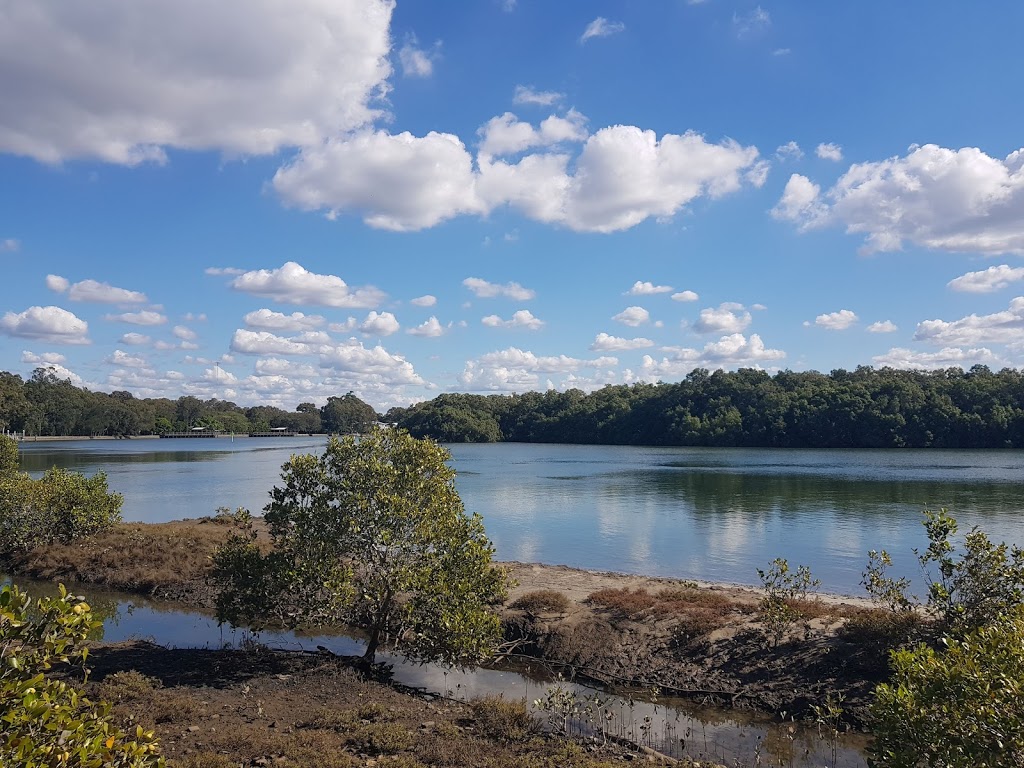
187,726,200,733
419,721,435,730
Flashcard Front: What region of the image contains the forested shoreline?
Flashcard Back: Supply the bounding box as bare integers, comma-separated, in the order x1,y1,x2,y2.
387,365,1024,449
4,364,1024,448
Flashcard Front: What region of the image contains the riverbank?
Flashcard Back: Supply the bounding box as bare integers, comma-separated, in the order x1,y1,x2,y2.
3,517,902,729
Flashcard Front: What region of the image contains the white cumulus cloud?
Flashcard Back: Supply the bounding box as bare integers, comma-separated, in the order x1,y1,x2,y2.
410,294,437,307
627,281,673,296
775,141,803,161
481,310,544,330
406,317,448,338
21,351,65,364
913,297,1024,345
45,275,70,293
813,309,859,330
64,279,148,304
873,346,1004,370
229,262,385,308
0,0,394,164
816,142,843,162
463,277,536,301
613,306,651,327
948,264,1024,293
640,333,785,379
671,290,700,302
776,144,1024,255
590,333,654,352
867,320,898,333
359,311,400,336
1,306,89,344
513,85,563,107
398,37,439,78
243,308,325,331
694,303,751,333
120,332,151,345
478,110,588,157
105,310,167,326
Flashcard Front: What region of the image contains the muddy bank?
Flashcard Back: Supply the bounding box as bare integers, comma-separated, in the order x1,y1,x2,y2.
77,640,700,767
4,518,899,728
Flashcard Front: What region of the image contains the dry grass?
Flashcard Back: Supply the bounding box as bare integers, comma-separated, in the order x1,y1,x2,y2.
839,606,924,651
2,518,261,599
470,695,540,744
510,589,572,614
587,586,741,637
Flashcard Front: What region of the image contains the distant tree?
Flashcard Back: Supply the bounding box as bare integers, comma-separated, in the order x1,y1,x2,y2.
320,392,377,435
213,428,508,666
175,395,203,428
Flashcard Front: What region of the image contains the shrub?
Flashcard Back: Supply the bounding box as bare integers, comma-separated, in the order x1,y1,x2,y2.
870,607,1024,767
0,582,165,767
586,588,656,618
756,558,820,646
470,695,539,743
862,509,1024,638
0,438,123,552
509,589,571,614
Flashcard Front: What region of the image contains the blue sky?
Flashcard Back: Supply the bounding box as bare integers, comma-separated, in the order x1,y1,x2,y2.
2,1,1024,410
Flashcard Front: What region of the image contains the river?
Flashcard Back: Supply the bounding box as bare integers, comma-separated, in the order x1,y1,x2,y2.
18,437,1024,593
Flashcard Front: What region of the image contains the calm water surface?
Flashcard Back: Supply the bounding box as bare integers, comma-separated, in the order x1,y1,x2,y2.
18,438,1024,593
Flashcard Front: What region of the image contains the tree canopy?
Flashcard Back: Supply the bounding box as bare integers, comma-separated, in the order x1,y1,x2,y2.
213,427,508,666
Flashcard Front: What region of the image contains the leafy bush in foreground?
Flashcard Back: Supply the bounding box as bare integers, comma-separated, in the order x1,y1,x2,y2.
0,435,123,553
0,582,165,767
870,607,1024,767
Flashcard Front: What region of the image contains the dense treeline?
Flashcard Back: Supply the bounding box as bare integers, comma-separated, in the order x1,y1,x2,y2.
386,365,1024,449
0,368,378,437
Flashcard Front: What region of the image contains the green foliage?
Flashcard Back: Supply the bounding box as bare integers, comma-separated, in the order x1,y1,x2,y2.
862,510,1024,638
1,433,19,475
756,558,820,646
870,607,1024,767
0,440,123,553
213,427,508,666
0,582,165,767
319,392,378,435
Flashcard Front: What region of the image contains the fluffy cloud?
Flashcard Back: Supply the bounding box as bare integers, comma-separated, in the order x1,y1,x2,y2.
204,267,245,276
775,144,1024,255
463,277,536,301
243,308,325,331
279,123,762,233
410,294,437,307
613,306,651,327
460,347,618,391
513,85,563,107
671,290,699,302
913,297,1024,345
477,111,588,156
398,37,438,78
771,174,825,223
580,17,625,43
63,279,148,304
105,310,167,326
105,349,148,368
229,262,385,308
640,333,784,378
21,351,65,364
319,339,425,386
359,311,400,336
872,346,1004,370
816,142,843,162
812,309,859,330
272,131,483,231
230,329,317,356
694,303,751,334
0,0,393,164
0,306,89,344
481,310,544,330
406,316,448,338
867,320,898,333
120,332,151,345
947,264,1024,293
172,325,197,341
45,274,70,292
253,358,318,378
590,333,654,352
775,141,803,161
627,281,673,296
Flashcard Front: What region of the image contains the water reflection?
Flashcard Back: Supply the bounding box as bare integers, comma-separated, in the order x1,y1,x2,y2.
4,575,868,767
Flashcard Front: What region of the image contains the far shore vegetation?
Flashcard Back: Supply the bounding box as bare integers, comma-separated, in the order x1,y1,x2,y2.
4,363,1024,449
